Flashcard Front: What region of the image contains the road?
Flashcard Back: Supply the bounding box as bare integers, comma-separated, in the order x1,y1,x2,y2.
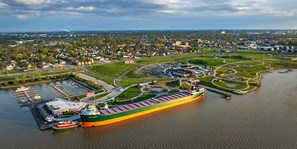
74,72,121,103
114,65,141,88
74,72,114,92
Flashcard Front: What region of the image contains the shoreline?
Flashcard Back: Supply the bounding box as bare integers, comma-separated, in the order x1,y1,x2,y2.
0,80,58,90
278,69,294,73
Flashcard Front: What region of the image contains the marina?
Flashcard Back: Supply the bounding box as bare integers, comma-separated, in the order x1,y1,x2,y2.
8,79,93,130
13,86,42,106
67,78,96,92
46,84,76,98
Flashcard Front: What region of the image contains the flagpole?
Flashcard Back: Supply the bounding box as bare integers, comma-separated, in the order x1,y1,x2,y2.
93,91,95,105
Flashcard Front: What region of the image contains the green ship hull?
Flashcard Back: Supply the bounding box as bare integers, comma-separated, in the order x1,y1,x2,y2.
81,90,205,127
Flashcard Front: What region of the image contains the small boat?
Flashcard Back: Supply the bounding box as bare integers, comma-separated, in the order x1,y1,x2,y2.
45,115,55,123
19,99,29,103
15,86,29,92
52,121,78,131
33,95,41,100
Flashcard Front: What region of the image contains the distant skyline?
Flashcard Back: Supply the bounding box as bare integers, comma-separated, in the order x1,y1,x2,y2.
0,0,297,32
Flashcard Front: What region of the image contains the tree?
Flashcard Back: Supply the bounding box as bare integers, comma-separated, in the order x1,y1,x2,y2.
3,82,9,86
13,76,19,85
18,60,29,68
30,75,36,82
51,75,56,80
45,75,50,80
37,73,42,81
21,74,27,84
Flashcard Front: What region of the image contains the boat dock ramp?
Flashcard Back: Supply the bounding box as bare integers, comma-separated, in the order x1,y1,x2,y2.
46,85,75,98
199,85,233,100
13,87,42,106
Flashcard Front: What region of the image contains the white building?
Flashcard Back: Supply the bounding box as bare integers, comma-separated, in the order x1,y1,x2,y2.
45,98,87,116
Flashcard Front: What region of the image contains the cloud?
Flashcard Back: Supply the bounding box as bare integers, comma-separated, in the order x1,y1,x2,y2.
272,9,297,17
0,0,296,20
16,14,28,19
13,0,50,6
0,2,8,9
65,6,95,12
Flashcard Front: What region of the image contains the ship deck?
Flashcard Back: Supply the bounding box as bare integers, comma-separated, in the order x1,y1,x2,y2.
100,92,193,116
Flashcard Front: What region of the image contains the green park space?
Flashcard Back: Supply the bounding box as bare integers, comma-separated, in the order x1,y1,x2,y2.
188,58,225,67
114,85,142,101
109,94,156,106
86,63,136,77
213,79,247,90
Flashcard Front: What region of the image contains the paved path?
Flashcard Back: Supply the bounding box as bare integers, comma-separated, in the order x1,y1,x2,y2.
214,61,250,76
114,65,141,87
74,72,114,92
74,72,121,103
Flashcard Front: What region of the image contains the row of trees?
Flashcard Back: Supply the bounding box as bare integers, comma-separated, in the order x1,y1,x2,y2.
72,74,103,91
0,73,71,87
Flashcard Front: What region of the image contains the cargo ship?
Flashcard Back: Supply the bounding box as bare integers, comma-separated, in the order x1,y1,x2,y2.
80,87,205,127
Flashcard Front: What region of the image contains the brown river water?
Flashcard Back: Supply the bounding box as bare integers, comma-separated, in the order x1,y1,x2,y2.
0,71,296,149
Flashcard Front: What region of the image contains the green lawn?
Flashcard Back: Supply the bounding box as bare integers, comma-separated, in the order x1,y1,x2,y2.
136,53,200,65
216,67,229,74
120,79,148,88
213,79,247,90
109,94,156,106
115,85,142,101
199,76,215,86
81,72,115,86
188,58,225,67
234,64,269,78
92,92,109,100
86,63,136,77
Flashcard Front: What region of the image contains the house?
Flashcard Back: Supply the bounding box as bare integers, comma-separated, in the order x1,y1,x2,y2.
125,59,135,64
42,63,52,69
6,65,14,70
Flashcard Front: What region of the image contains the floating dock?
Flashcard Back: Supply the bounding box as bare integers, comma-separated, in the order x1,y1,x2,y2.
67,78,95,92
199,85,233,99
46,85,75,98
13,87,42,107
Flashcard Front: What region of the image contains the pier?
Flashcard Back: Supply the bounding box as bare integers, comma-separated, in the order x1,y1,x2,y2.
199,85,233,99
13,87,42,106
46,85,75,98
67,78,95,92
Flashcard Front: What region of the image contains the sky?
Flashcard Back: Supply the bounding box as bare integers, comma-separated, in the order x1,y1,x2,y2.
0,0,297,32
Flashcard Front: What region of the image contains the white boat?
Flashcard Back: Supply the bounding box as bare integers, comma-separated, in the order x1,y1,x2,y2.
19,99,29,103
45,115,55,123
33,95,41,100
15,86,29,92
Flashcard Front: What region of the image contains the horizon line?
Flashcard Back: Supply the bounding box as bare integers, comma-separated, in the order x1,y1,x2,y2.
1,29,297,34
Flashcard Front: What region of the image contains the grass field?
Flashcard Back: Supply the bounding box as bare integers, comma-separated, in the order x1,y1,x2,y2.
234,64,269,78
86,63,136,77
136,53,200,65
109,94,156,105
213,79,247,90
115,85,142,101
188,58,225,67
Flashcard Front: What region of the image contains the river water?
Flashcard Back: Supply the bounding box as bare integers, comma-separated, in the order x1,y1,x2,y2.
0,71,296,149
